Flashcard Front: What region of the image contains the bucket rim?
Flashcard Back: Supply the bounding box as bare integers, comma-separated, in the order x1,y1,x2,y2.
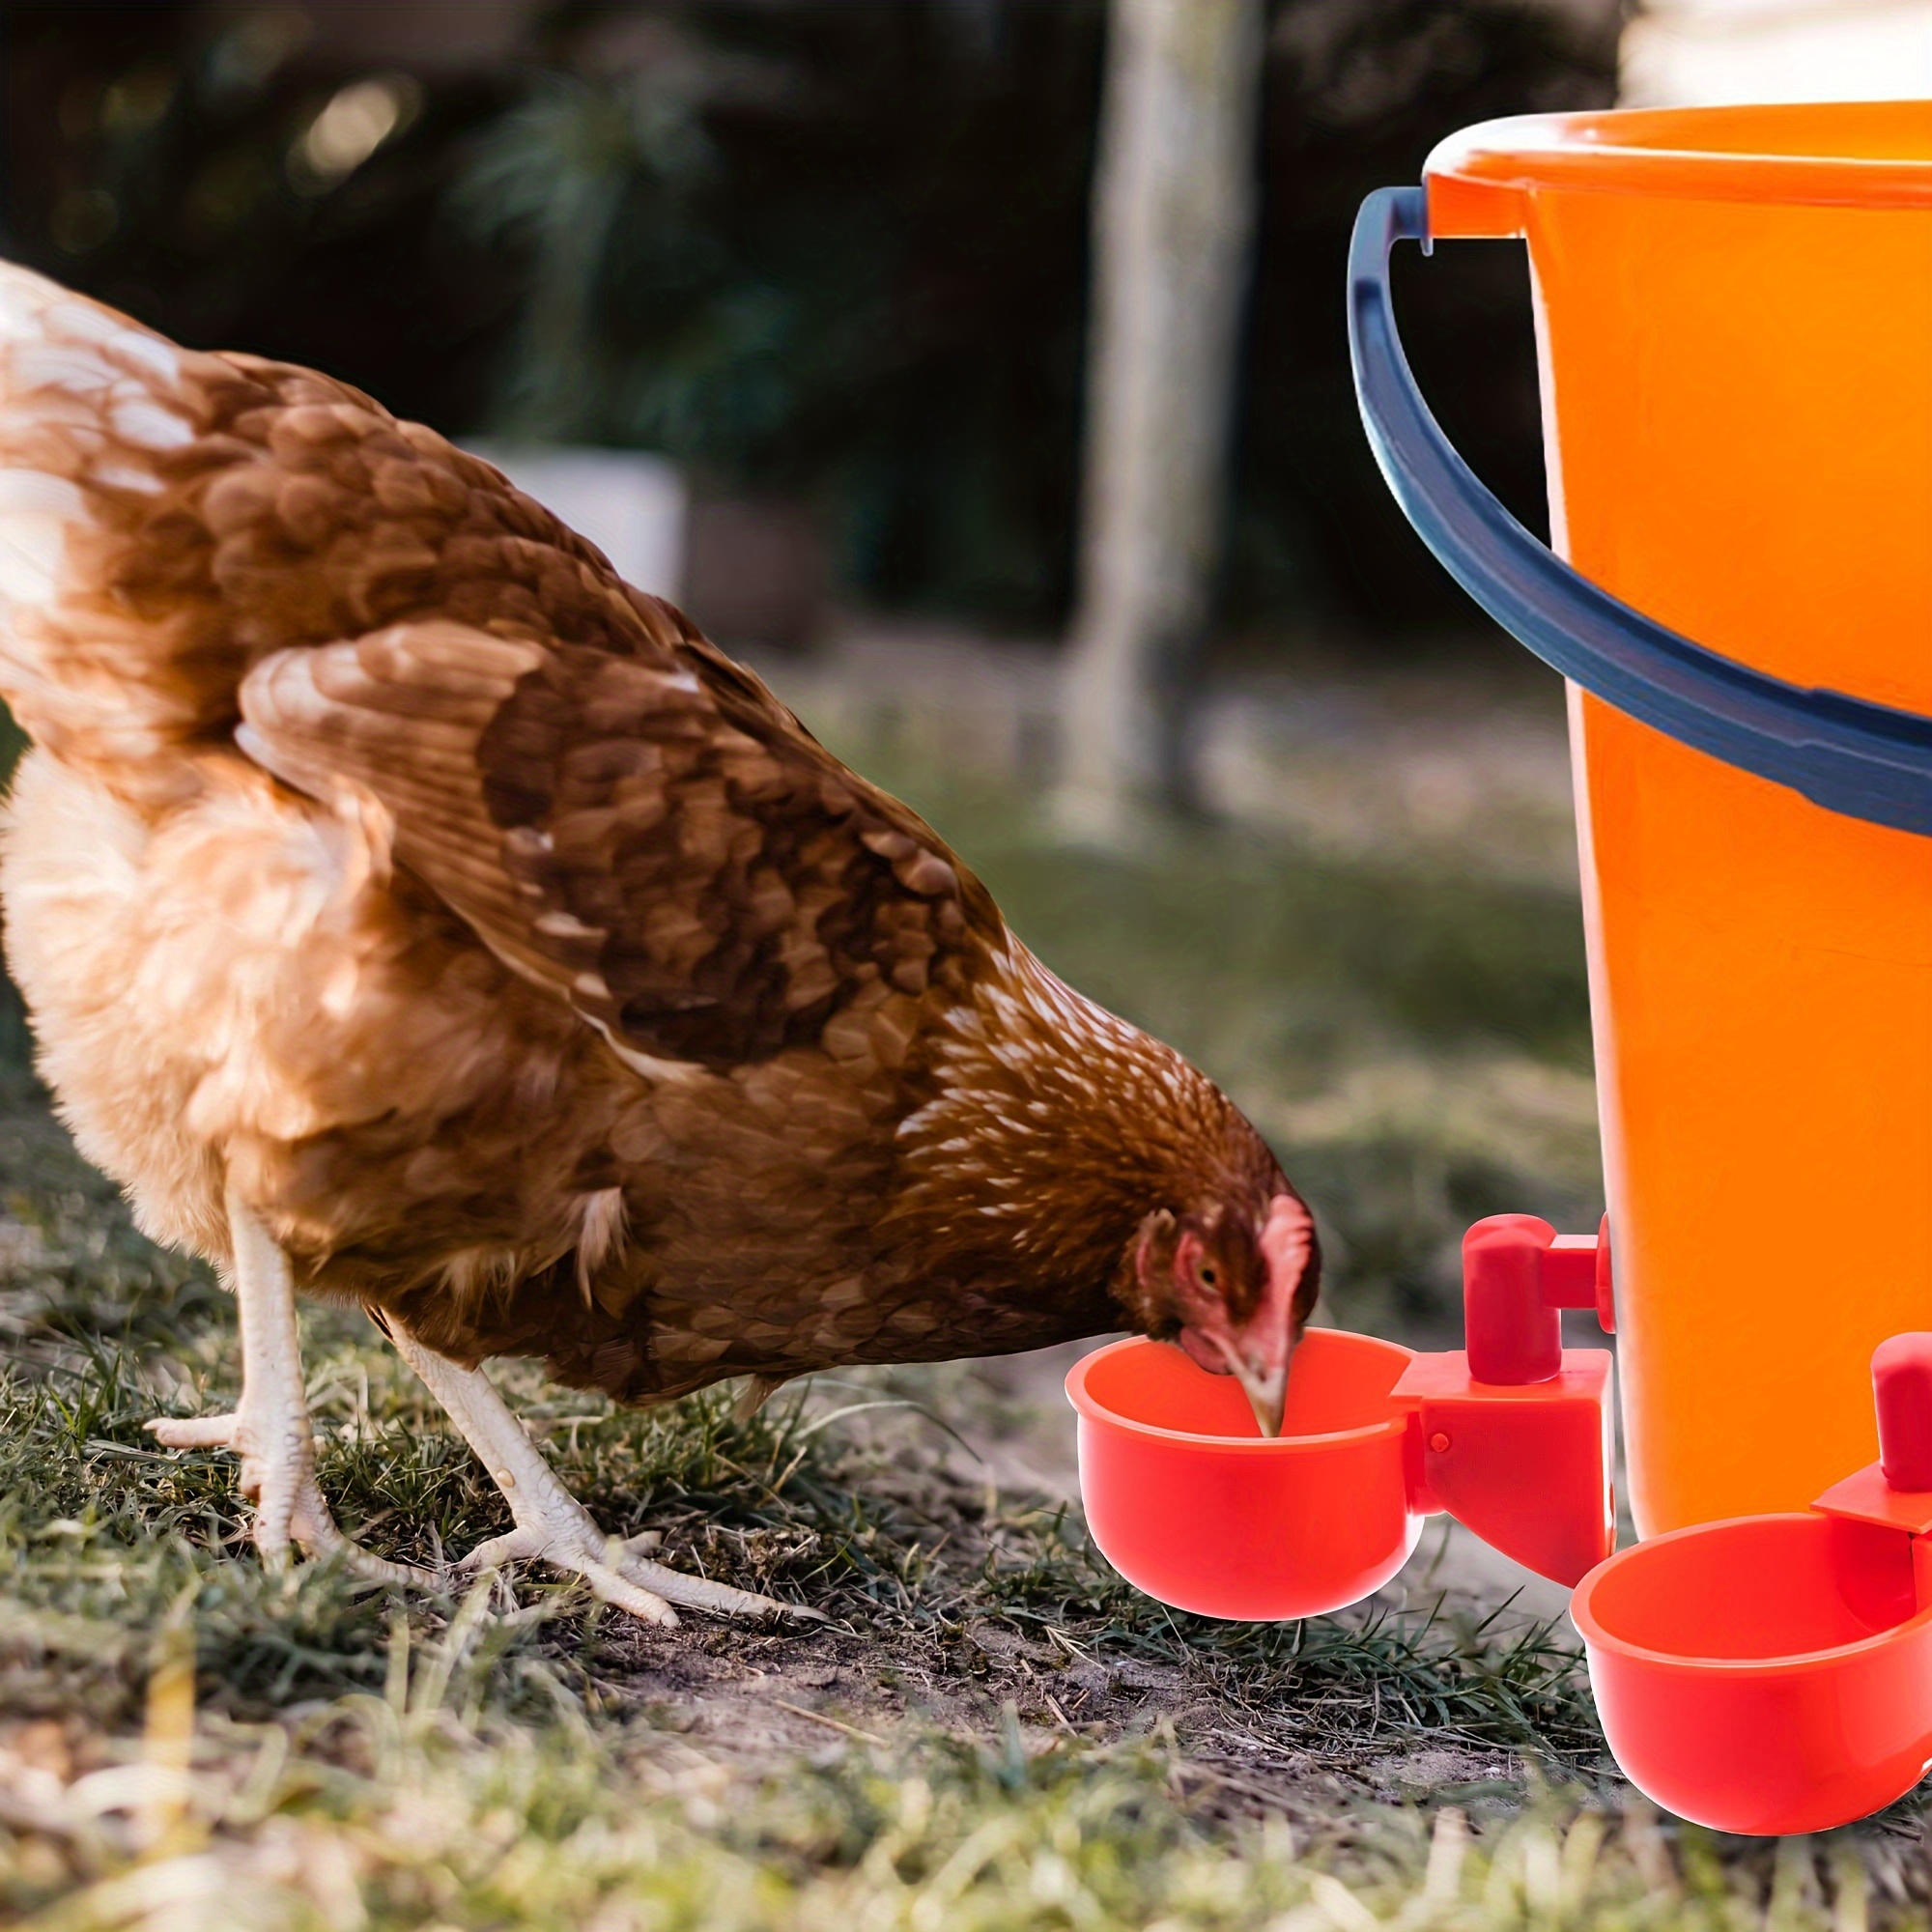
1427,101,1932,230
1572,1510,1932,1677
1065,1331,1412,1454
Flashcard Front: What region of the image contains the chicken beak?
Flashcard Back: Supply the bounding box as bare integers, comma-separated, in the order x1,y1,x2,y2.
1233,1359,1288,1438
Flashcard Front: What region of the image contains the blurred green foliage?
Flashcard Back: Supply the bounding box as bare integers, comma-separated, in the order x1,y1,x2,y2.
1,0,1617,636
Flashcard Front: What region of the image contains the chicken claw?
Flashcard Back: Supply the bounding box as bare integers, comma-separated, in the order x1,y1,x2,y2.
147,1191,434,1591
387,1323,824,1628
146,1406,430,1590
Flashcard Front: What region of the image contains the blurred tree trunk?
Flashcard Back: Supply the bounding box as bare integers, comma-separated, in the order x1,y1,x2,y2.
1055,0,1264,840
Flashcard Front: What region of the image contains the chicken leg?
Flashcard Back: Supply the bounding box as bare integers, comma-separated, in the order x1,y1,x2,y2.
385,1323,814,1627
147,1189,432,1590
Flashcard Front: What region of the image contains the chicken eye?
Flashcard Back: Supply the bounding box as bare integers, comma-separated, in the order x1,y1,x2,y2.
1198,1262,1218,1289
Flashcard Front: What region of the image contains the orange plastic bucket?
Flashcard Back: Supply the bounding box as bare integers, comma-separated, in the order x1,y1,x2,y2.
1350,104,1932,1537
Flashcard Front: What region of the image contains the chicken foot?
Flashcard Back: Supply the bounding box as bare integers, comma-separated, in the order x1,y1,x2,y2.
147,1190,433,1591
386,1324,818,1628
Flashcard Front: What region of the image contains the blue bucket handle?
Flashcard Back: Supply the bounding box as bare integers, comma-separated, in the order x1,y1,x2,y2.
1349,185,1932,838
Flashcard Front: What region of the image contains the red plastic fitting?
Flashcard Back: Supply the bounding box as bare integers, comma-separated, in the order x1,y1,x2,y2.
1809,1335,1932,1614
1874,1334,1932,1493
1463,1212,1614,1386
1391,1346,1615,1586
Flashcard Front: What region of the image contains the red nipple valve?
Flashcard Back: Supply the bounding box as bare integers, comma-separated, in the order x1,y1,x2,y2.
1874,1334,1932,1493
1463,1212,1614,1385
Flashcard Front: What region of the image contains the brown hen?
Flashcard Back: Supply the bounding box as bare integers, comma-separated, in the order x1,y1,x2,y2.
0,263,1320,1624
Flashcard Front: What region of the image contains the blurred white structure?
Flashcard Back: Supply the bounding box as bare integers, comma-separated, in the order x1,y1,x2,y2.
464,444,688,602
1624,0,1932,104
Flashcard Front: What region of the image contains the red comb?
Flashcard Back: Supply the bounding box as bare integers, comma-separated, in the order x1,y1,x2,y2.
1260,1194,1313,1279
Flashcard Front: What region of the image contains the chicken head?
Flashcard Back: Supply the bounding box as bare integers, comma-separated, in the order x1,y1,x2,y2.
1130,1193,1321,1436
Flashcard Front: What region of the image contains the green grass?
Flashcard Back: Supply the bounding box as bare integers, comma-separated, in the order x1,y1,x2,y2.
2,1684,1861,1932
7,1247,1926,1927
5,737,1930,1925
